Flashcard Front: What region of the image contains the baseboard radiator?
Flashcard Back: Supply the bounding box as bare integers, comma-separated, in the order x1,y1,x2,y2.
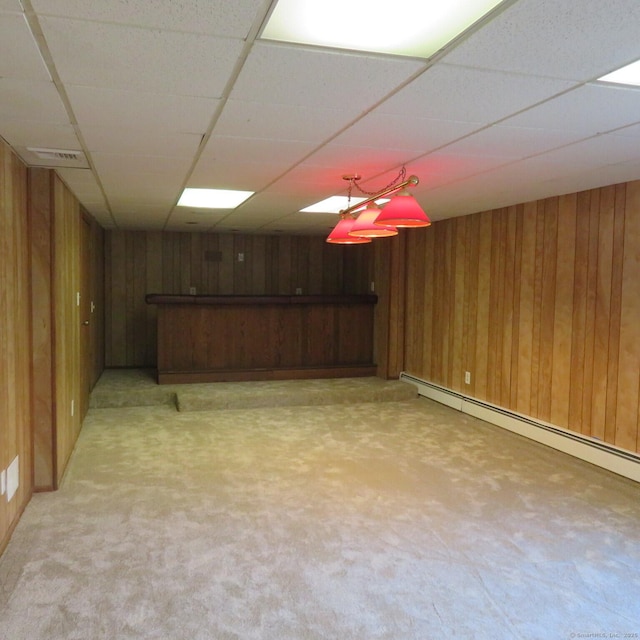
400,373,640,484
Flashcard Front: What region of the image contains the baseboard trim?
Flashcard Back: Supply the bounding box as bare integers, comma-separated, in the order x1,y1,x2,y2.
400,373,640,484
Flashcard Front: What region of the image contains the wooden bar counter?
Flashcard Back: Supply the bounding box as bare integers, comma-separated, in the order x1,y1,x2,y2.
145,294,378,384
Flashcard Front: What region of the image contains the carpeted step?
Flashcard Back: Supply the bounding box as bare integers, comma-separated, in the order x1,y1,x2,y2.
89,369,418,411
90,387,177,409
89,368,177,408
175,377,417,412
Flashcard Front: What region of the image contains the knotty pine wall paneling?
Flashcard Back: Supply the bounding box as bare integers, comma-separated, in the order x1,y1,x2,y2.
105,231,374,368
28,169,102,491
373,234,406,379
53,175,82,484
29,168,55,489
0,142,33,555
400,179,640,455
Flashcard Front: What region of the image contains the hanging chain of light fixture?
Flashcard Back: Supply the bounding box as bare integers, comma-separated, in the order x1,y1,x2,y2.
345,166,407,201
326,166,431,244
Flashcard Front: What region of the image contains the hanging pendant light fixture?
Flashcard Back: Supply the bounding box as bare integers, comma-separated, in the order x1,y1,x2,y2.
374,188,431,228
325,167,429,243
348,203,398,238
326,216,372,244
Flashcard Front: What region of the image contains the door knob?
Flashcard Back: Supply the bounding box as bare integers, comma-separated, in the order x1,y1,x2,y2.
82,320,89,325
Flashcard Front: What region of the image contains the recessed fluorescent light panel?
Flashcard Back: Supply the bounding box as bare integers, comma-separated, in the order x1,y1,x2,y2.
598,59,640,87
301,196,367,214
261,0,504,59
177,188,254,209
301,196,389,214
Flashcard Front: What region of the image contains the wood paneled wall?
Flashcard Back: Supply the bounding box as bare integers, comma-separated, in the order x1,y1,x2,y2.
401,180,640,454
52,175,83,483
29,168,55,489
0,141,33,554
105,231,373,367
29,169,104,490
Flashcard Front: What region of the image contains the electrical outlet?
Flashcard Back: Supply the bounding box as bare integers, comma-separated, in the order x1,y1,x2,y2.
237,252,244,262
295,287,302,295
189,286,196,295
465,371,471,385
370,281,375,292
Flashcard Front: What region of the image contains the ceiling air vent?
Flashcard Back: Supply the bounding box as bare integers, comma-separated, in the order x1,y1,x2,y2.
27,147,84,161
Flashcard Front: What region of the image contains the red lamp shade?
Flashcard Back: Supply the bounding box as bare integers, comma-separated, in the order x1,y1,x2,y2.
374,189,431,227
348,203,398,238
326,217,372,244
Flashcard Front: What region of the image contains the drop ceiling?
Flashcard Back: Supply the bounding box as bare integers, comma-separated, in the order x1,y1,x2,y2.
1,0,639,234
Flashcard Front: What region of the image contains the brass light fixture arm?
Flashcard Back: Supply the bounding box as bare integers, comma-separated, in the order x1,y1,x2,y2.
339,175,419,219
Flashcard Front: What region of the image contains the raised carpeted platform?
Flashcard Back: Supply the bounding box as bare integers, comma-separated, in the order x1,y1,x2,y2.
90,369,417,412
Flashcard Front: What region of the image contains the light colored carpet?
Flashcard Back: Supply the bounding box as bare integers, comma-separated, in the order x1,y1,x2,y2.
1,376,639,639
89,369,418,411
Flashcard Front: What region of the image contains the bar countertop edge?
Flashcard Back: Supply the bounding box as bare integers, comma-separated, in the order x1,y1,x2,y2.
145,293,378,305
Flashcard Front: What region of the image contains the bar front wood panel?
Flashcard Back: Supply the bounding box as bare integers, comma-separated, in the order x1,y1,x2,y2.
106,232,373,368
0,141,32,555
151,296,377,383
401,179,640,455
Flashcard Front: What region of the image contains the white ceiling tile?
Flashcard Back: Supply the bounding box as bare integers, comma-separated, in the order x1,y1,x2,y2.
229,42,425,113
612,123,640,137
39,16,245,96
0,120,79,149
2,0,638,232
82,128,202,157
91,154,189,207
0,78,69,121
170,209,230,221
56,167,103,197
504,84,640,133
570,160,640,189
110,200,172,214
234,191,317,217
31,0,266,38
106,187,181,207
259,216,332,234
378,63,576,123
66,85,218,133
444,0,640,81
214,99,356,144
90,215,116,229
438,125,589,159
404,153,512,191
201,135,315,165
189,157,289,191
0,12,51,80
333,113,482,154
92,153,192,179
299,144,414,180
528,135,640,170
